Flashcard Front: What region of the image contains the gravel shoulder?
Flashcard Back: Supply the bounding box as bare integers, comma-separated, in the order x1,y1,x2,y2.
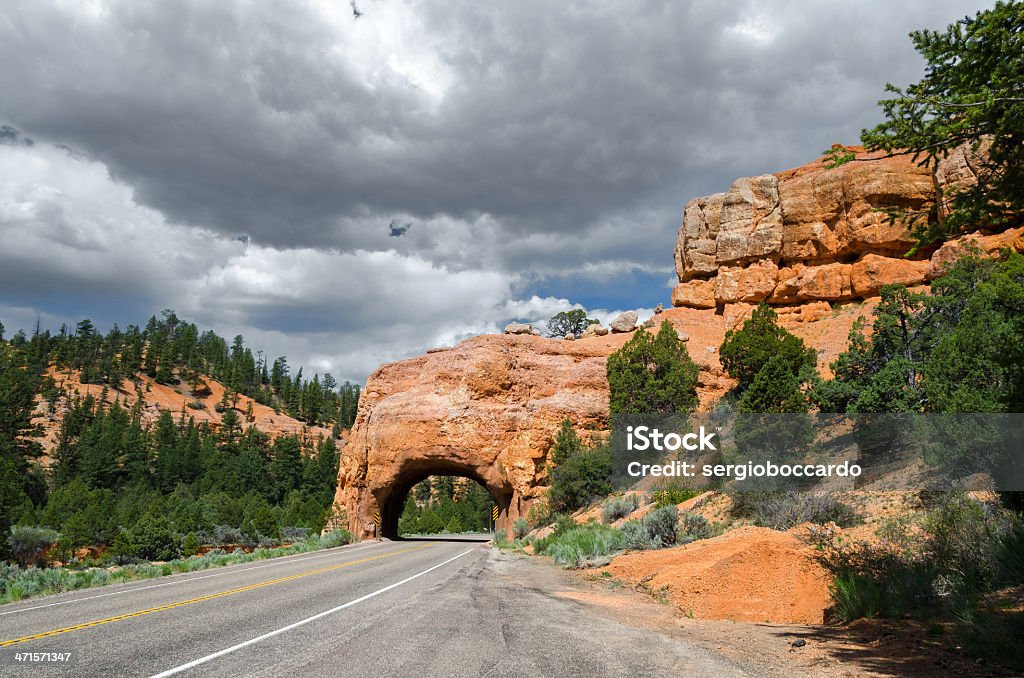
507,549,1005,677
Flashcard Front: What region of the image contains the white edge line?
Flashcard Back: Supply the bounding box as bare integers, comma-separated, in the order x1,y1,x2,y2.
0,543,381,617
148,547,476,678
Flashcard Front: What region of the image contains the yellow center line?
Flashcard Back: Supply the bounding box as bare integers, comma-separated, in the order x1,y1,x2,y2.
1,543,434,647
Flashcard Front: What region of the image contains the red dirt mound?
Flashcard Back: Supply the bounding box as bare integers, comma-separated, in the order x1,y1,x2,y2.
602,526,831,624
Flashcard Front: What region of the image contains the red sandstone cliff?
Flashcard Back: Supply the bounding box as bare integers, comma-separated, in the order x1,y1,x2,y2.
672,146,1022,309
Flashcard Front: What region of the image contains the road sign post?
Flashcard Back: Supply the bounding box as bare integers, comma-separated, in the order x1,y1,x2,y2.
491,505,499,535
373,510,381,541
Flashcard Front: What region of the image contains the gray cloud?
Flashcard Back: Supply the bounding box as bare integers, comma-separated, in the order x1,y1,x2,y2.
0,0,990,381
1,3,982,254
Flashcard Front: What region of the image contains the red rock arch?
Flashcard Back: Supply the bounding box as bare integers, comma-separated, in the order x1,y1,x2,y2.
331,334,615,540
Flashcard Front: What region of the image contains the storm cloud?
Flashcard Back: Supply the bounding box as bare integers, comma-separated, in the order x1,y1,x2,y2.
0,0,987,381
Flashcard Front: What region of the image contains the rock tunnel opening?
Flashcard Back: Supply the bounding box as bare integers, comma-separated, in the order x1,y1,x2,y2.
374,460,514,540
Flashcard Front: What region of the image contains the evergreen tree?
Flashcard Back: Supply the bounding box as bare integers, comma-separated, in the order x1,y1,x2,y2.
270,436,304,502
815,252,1024,414
153,410,181,492
826,2,1024,242
719,304,816,393
739,355,809,414
606,320,700,415
545,309,599,337
547,419,611,513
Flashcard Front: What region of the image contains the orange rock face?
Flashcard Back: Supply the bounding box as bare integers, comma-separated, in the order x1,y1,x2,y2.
850,253,930,297
673,148,936,308
926,226,1024,280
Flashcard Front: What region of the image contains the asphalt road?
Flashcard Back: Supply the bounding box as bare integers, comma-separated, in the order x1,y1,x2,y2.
0,536,750,677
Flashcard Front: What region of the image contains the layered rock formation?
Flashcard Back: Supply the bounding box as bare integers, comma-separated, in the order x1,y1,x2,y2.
332,334,614,539
671,147,1004,309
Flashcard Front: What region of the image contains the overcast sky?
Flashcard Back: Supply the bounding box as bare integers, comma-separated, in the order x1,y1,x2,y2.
0,0,987,384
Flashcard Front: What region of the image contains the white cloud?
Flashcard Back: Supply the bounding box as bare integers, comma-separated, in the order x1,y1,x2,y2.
0,140,609,381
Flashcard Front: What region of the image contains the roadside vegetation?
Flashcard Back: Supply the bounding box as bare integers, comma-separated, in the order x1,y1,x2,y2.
0,529,352,605
813,494,1024,668
729,492,862,531
506,496,725,570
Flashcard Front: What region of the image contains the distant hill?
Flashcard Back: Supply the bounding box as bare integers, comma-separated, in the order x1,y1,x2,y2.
33,366,338,465
0,310,360,560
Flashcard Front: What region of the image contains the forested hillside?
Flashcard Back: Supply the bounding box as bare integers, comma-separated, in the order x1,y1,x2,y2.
0,310,359,564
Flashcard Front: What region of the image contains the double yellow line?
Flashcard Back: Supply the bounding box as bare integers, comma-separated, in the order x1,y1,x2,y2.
1,543,432,647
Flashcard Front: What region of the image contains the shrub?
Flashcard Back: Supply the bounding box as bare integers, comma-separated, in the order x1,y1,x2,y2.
181,532,200,558
493,530,513,550
211,525,244,546
621,520,660,550
131,514,179,562
279,526,310,544
650,486,699,508
817,493,1022,623
546,524,625,568
922,493,1015,596
0,562,18,595
547,419,611,513
731,492,861,531
679,513,716,541
525,498,551,528
818,527,938,622
622,505,679,550
643,505,679,547
512,518,530,540
8,526,60,567
530,515,580,555
318,530,352,548
601,495,640,523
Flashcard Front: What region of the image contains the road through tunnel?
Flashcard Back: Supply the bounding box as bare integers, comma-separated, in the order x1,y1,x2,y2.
375,460,514,540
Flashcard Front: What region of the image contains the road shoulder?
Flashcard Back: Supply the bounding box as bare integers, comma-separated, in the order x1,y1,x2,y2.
491,548,993,677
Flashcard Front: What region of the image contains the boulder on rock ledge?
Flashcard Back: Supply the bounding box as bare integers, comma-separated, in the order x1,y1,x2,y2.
504,323,533,335
609,312,638,333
